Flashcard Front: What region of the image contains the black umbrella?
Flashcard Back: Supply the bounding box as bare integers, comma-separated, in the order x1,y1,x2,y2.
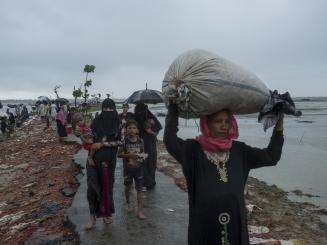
125,84,164,104
37,96,50,101
36,96,50,104
54,98,69,105
7,104,17,108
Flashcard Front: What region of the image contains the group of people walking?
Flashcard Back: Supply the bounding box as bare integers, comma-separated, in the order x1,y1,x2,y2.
81,99,162,229
61,97,284,245
38,101,83,142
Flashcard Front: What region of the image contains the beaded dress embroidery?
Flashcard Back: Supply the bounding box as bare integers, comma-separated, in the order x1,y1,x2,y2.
204,151,230,183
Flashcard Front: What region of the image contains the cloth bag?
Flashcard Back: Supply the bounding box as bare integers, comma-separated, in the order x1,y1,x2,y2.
162,49,270,118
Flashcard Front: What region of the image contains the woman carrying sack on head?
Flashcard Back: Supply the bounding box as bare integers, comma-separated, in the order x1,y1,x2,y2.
164,101,284,245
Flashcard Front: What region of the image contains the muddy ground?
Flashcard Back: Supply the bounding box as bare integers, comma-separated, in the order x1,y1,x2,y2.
67,149,189,245
0,118,326,244
0,118,81,244
157,141,327,244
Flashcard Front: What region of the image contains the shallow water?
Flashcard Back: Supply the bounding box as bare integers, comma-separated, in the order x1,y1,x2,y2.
84,100,327,209
154,101,327,209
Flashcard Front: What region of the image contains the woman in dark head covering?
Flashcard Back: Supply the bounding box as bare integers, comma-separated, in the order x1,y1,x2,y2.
134,103,162,190
85,98,121,229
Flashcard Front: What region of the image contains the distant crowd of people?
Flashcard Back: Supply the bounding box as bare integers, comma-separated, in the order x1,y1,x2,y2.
36,101,86,141
0,104,31,137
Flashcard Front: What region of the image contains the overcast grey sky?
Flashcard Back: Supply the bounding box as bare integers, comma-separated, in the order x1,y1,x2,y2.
0,0,326,99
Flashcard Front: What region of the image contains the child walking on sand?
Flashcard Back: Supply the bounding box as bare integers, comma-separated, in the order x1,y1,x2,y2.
119,119,147,220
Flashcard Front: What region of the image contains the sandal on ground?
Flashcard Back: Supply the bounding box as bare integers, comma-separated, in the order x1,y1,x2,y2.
103,217,113,224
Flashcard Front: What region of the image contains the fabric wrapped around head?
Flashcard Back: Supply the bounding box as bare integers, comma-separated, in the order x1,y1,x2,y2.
196,113,239,152
102,98,116,111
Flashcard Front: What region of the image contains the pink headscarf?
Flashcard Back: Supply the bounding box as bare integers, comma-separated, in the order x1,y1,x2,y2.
196,113,239,152
56,109,65,125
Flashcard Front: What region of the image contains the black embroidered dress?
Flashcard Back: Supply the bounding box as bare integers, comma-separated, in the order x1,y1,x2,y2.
163,104,284,245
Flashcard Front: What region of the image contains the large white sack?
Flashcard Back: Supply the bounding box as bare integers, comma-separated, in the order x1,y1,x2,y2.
162,49,270,118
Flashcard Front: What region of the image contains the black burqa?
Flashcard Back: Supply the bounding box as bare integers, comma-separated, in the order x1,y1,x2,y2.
88,98,121,217
164,103,284,245
134,103,162,189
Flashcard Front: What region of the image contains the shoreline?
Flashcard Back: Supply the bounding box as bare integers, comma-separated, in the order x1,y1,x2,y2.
156,141,327,244
0,119,326,244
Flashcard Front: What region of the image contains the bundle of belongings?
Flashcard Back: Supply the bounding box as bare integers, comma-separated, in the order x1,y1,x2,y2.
162,49,301,130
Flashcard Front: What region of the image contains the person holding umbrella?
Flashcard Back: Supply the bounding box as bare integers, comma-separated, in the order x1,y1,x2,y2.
134,103,162,190
125,84,164,190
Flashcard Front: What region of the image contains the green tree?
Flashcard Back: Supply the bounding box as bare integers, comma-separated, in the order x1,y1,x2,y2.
83,65,96,103
72,86,83,107
82,65,96,117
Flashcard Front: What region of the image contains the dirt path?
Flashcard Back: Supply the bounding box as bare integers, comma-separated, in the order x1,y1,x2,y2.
67,149,189,245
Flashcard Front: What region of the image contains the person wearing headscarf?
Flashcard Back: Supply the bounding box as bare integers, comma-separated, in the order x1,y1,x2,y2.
118,103,134,139
134,103,162,190
85,98,121,229
55,104,67,141
164,102,284,245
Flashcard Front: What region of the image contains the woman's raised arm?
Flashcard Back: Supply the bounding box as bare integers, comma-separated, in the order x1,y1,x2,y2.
244,117,284,169
163,102,186,164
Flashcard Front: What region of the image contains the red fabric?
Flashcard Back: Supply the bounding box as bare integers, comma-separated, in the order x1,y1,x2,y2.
66,126,72,134
78,123,93,151
97,164,111,218
77,122,87,134
196,114,239,152
83,143,92,151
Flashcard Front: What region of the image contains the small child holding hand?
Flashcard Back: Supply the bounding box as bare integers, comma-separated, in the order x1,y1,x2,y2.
118,119,147,220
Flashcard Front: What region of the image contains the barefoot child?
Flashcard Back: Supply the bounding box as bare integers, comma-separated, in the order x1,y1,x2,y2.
118,119,147,220
78,122,101,230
